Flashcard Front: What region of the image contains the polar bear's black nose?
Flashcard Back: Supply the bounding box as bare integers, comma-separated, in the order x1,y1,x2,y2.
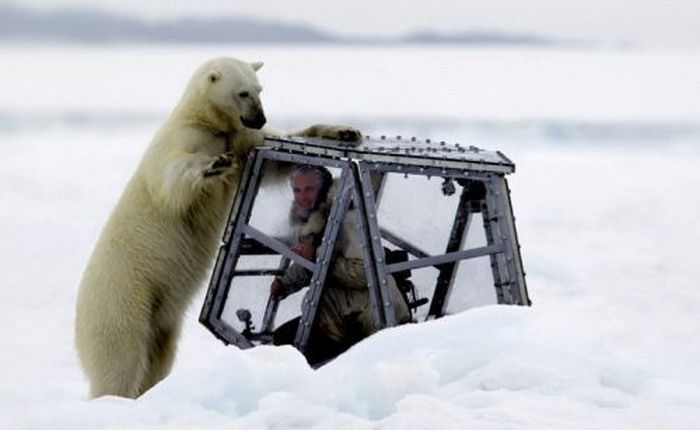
241,112,266,130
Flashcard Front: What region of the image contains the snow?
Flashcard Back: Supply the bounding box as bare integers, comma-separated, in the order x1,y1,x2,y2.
1,44,699,429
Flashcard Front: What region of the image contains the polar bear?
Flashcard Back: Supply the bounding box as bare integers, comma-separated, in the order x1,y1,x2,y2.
74,57,361,399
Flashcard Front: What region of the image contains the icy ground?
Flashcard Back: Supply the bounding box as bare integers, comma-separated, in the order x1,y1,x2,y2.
1,45,699,429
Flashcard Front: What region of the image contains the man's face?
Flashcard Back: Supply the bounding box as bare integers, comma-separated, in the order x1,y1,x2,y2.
292,173,322,213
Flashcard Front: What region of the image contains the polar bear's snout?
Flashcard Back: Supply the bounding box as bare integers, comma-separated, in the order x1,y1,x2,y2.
241,108,266,130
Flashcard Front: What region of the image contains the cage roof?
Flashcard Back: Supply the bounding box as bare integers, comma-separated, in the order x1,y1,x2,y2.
264,135,515,174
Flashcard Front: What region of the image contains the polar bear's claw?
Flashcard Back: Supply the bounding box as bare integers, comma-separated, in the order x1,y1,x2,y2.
203,154,235,177
337,129,361,142
318,125,363,143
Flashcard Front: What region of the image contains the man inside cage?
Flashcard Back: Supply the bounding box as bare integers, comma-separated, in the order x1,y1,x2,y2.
269,164,410,363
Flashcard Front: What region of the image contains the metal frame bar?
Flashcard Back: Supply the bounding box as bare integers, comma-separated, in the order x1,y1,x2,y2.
352,153,513,174
481,198,507,304
386,244,504,273
264,136,516,174
199,150,266,346
351,161,495,181
379,227,431,259
257,147,347,169
293,163,354,349
427,185,476,318
243,225,316,272
370,171,387,204
357,161,399,327
486,175,530,305
200,150,258,324
349,164,387,329
233,269,285,277
482,174,517,304
259,256,290,335
502,178,530,305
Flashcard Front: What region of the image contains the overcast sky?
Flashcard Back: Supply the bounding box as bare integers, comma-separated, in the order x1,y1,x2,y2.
9,0,700,49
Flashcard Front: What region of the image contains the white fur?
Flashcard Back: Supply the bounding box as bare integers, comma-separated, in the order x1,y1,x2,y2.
75,57,360,398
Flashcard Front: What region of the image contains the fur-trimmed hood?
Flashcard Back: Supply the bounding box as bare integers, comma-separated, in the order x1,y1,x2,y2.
287,179,338,246
286,178,364,261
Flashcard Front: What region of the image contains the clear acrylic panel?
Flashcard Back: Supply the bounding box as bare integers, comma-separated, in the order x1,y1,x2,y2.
376,173,497,317
220,160,346,337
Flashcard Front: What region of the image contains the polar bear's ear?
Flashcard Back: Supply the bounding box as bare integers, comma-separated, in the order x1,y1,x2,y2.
250,61,264,72
207,69,221,83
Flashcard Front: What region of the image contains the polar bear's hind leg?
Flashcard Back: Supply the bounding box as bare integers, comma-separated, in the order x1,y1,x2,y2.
86,328,150,399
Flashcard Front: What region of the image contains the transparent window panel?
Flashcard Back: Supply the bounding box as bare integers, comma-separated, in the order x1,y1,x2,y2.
221,274,275,335
377,174,461,256
236,254,284,271
219,269,307,336
247,160,292,239
248,162,345,243
464,211,488,249
375,173,496,317
446,256,496,315
445,212,497,312
405,266,440,320
274,288,306,329
221,161,346,338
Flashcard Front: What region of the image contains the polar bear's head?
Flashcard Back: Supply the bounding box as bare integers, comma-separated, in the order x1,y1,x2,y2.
184,57,267,131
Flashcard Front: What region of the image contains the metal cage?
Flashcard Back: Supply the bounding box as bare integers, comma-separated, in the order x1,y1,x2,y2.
200,135,530,360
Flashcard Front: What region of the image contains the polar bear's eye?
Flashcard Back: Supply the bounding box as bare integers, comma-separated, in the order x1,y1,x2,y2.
238,91,250,98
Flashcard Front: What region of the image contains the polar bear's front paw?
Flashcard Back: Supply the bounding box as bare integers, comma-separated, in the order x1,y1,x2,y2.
335,127,363,143
203,153,238,178
311,125,363,144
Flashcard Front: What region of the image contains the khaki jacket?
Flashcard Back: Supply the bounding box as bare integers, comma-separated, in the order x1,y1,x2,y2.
277,181,410,343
